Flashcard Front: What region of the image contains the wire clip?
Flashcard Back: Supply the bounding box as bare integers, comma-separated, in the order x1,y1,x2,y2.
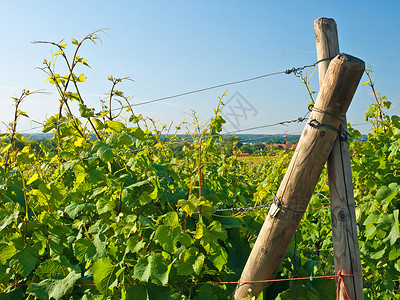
269,191,283,217
268,201,281,218
270,191,306,217
308,119,340,133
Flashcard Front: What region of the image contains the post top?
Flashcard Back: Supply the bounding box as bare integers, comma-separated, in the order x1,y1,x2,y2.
333,53,365,68
314,17,336,25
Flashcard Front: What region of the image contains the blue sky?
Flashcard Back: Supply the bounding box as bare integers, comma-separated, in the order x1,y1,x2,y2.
0,1,399,135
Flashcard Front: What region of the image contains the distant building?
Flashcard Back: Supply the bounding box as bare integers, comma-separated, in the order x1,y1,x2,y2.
236,153,250,157
265,143,297,150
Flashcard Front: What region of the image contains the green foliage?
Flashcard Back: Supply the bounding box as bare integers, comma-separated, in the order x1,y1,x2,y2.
347,66,400,299
0,35,398,300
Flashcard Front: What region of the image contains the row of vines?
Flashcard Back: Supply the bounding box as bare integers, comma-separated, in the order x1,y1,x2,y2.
0,32,399,299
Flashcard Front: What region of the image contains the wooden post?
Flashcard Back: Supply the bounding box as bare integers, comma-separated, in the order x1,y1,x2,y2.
232,53,364,300
315,17,364,299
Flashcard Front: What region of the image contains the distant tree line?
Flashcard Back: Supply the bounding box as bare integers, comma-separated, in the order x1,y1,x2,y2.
0,134,298,160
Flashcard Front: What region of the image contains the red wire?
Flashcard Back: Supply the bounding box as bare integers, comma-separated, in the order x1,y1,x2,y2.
336,270,351,300
175,273,361,286
6,272,361,288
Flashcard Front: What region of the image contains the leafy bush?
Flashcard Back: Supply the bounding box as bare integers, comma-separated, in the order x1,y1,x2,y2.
0,33,398,300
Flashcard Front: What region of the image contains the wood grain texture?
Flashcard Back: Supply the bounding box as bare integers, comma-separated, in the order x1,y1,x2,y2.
314,18,340,87
232,54,364,300
315,17,364,300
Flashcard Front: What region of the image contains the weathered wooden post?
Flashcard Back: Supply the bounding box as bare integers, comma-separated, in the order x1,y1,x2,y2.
232,53,364,300
315,17,364,299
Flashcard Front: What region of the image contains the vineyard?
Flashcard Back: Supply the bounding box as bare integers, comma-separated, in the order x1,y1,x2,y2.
0,31,399,300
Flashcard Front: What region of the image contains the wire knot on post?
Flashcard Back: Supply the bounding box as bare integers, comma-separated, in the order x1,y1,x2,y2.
269,191,306,218
285,67,297,75
285,57,335,77
336,270,351,300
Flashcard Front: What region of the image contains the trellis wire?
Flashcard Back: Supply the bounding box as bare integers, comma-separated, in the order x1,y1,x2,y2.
4,57,331,135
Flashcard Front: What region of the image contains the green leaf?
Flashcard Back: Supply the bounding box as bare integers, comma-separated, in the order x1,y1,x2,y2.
106,120,125,133
64,92,80,101
383,100,392,109
127,126,145,139
92,257,119,295
133,256,151,282
365,224,377,239
92,118,104,130
0,244,18,264
370,248,386,260
106,132,133,148
0,203,20,231
88,168,106,183
363,213,379,226
97,145,114,163
74,238,97,263
155,226,178,253
138,216,155,229
139,192,153,205
17,110,29,118
59,151,77,160
193,253,205,275
194,220,227,253
0,285,25,299
92,226,107,259
177,195,200,216
27,265,81,300
12,250,38,276
96,198,115,214
133,254,170,285
392,115,400,129
125,178,153,190
150,255,170,286
365,105,378,121
26,173,39,185
126,235,146,254
277,281,322,300
175,247,198,276
364,178,376,189
79,103,95,118
383,210,400,245
64,202,96,219
209,246,228,271
34,258,70,280
388,245,400,261
376,183,398,202
198,289,218,300
122,284,147,300
162,211,180,227
1,143,12,153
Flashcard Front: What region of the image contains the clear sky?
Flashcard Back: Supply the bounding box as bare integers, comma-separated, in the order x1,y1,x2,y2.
0,1,399,136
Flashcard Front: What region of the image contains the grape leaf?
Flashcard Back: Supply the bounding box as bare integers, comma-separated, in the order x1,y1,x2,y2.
27,265,81,300
106,132,133,148
195,220,227,253
12,250,38,276
92,257,119,295
74,238,97,263
175,247,198,276
383,210,400,245
133,254,169,285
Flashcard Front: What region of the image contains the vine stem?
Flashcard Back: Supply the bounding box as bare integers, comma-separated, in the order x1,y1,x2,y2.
4,90,28,172
108,80,118,121
365,69,385,130
198,130,205,198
